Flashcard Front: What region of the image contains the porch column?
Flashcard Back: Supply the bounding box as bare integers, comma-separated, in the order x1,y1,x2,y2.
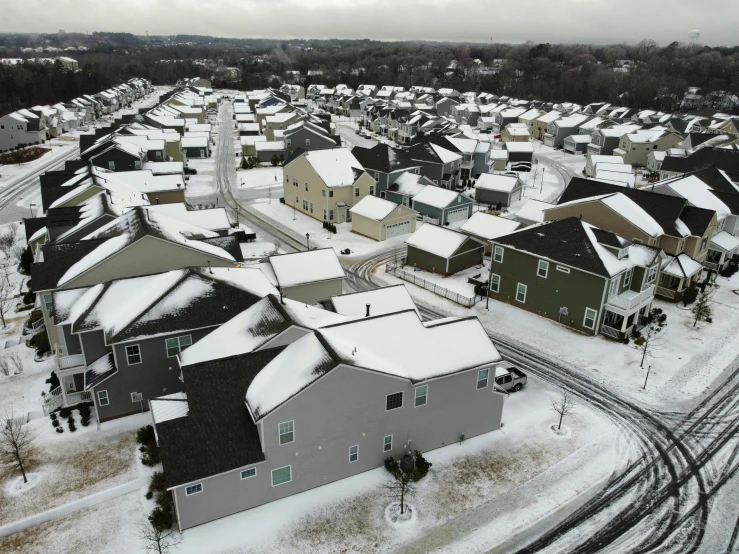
620,313,629,333
60,377,68,406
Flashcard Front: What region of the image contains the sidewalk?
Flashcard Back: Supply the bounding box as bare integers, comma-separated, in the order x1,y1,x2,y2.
0,476,148,538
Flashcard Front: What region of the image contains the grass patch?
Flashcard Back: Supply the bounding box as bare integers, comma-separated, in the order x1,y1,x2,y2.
0,147,50,165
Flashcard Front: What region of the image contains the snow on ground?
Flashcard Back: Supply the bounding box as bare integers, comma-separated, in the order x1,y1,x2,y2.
185,158,216,197
167,380,616,554
239,240,284,261
0,140,77,191
247,198,412,259
233,166,283,199
399,260,488,299
534,142,588,177
376,264,739,407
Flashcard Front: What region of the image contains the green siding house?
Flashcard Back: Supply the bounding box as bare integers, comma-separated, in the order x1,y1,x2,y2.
489,217,664,338
406,224,485,275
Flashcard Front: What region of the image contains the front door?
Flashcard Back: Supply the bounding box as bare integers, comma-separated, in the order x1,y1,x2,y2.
64,375,76,393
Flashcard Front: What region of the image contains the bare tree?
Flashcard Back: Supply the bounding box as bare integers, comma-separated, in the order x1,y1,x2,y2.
551,390,575,431
383,467,417,516
692,287,714,327
0,408,37,483
8,351,23,374
138,517,181,554
0,227,16,262
0,275,14,328
0,357,9,377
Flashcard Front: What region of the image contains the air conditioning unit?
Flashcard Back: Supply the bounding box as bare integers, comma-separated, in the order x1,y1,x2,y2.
131,392,143,403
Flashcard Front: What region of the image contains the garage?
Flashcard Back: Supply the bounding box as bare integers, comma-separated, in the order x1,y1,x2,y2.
385,220,411,238
445,206,469,223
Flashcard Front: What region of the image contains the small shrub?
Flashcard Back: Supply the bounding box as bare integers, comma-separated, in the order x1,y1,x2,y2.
59,406,72,419
35,330,50,355
706,317,713,323
52,419,60,428
634,336,646,346
67,415,77,432
23,291,35,305
682,285,699,306
137,425,156,446
56,427,64,434
49,412,57,421
145,491,153,500
412,450,432,481
141,441,161,466
623,337,630,345
148,506,174,532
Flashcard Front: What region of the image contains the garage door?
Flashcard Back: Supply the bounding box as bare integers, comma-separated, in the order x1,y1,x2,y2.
445,207,469,223
385,220,411,239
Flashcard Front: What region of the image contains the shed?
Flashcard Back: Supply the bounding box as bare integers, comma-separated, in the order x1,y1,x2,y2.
268,248,345,304
514,199,555,226
474,174,523,207
350,196,418,241
405,224,485,275
504,141,534,163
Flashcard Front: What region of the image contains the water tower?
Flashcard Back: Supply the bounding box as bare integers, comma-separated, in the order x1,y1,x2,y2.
689,30,701,44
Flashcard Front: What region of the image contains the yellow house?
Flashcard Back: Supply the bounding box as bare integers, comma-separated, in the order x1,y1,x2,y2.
283,148,376,223
501,123,531,143
613,130,683,167
529,110,560,140
349,196,418,241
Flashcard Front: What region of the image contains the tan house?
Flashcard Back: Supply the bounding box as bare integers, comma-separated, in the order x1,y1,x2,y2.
613,129,683,167
529,110,561,140
266,249,345,304
501,123,531,143
283,148,376,223
349,196,418,241
264,112,301,140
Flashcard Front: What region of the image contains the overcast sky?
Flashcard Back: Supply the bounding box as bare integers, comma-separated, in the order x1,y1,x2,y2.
1,0,736,46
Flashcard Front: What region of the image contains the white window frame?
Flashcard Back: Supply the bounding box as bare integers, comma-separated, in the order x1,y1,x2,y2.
134,160,142,169
383,435,393,452
490,273,500,293
271,465,292,487
515,283,527,304
349,445,359,463
97,390,110,406
305,138,311,146
609,276,620,296
647,265,658,283
477,368,489,390
493,245,504,263
240,467,257,480
623,268,632,288
537,260,549,278
165,335,192,358
185,483,202,496
386,391,403,411
42,292,53,312
108,161,115,170
583,307,598,330
125,344,142,365
556,265,571,274
278,420,294,445
414,385,428,407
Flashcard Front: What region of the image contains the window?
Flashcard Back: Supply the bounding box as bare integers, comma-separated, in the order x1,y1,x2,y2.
305,138,311,146
241,467,257,480
490,273,500,293
303,200,308,211
609,276,620,296
583,308,597,330
323,209,327,220
305,182,309,191
322,189,326,197
108,161,115,170
537,260,549,278
414,385,428,407
647,265,658,283
155,151,162,160
185,483,203,496
355,187,360,197
386,392,403,411
126,345,142,365
493,245,504,263
285,174,289,183
293,178,298,187
402,196,408,207
370,185,375,195
42,292,53,312
556,265,570,274
701,237,708,251
134,160,142,169
271,465,292,486
349,445,358,463
278,420,294,445
329,190,334,198
477,368,489,390
286,139,291,147
295,196,299,206
623,268,632,287
516,283,527,303
309,202,314,214
329,209,334,220
97,390,110,406
166,335,192,357
374,172,379,180
383,435,393,452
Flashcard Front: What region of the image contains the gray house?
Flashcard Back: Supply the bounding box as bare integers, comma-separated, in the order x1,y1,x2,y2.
543,115,592,148
384,171,436,206
351,144,421,197
435,97,459,118
0,110,47,151
283,124,339,157
406,224,485,275
474,174,524,207
46,267,277,421
411,185,473,224
153,296,505,530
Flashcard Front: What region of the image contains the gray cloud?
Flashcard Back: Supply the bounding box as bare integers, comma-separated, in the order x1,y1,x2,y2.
1,0,735,46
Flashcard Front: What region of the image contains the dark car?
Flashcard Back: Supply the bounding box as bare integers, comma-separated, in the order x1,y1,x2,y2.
184,166,198,175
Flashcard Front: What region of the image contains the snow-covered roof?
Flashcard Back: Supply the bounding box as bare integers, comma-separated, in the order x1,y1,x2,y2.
350,195,407,221
255,141,285,151
269,249,345,288
406,224,478,258
181,136,208,148
565,135,593,144
460,212,522,241
412,185,462,209
146,204,232,231
594,171,635,187
710,230,739,253
245,310,501,419
329,285,419,318
661,253,703,279
504,142,534,153
151,393,189,425
476,174,519,193
554,193,664,238
515,199,554,224
657,176,730,220
429,143,462,164
299,148,364,188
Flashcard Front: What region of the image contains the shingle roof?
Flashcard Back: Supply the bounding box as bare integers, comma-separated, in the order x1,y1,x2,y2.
31,239,109,292
678,206,715,236
660,147,739,175
198,236,244,262
156,347,286,488
350,143,417,173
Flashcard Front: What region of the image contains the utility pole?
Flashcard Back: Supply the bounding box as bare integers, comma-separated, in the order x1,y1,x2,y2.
541,168,545,193
643,365,651,389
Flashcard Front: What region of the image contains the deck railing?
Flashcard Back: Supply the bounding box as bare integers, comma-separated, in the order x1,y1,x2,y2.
386,262,481,308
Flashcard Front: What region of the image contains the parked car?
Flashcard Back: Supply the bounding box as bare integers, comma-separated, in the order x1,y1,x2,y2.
184,166,198,175
494,362,527,392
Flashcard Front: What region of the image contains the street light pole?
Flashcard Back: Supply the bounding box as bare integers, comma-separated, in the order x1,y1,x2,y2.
306,233,310,251
540,168,545,193
486,241,493,310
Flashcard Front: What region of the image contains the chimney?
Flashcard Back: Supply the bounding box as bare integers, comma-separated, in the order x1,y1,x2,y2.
366,303,371,317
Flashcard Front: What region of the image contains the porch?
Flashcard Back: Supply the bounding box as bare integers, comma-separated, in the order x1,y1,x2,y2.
41,353,90,415
600,303,651,341
656,254,704,302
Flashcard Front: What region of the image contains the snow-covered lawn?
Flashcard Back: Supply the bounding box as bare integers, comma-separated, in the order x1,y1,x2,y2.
376,265,739,407
185,158,216,197
169,380,615,554
398,260,488,299
247,198,411,259
0,141,77,192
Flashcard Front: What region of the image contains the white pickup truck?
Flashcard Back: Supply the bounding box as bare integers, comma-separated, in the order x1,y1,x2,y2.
494,362,527,393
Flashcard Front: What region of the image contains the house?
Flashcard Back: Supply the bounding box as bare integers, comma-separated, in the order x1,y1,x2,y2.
181,136,210,159
474,174,524,208
410,186,473,225
514,199,554,226
237,123,260,136
255,141,286,163
383,171,436,206
266,249,345,304
88,140,147,172
435,97,459,118
487,149,509,172
349,196,418,241
0,110,47,151
587,125,642,156
240,136,268,157
546,179,716,301
324,285,418,317
404,140,463,189
283,123,339,157
585,155,625,177
460,212,522,254
283,148,375,223
264,112,300,141
657,146,739,181
43,267,276,419
543,114,591,148
563,135,592,154
351,143,422,197
492,108,528,133
501,123,531,143
529,111,561,141
153,293,504,530
504,142,534,168
613,130,683,167
406,224,485,275
488,217,663,340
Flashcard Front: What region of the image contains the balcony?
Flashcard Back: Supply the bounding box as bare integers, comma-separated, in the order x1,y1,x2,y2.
55,353,86,372
606,284,655,312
